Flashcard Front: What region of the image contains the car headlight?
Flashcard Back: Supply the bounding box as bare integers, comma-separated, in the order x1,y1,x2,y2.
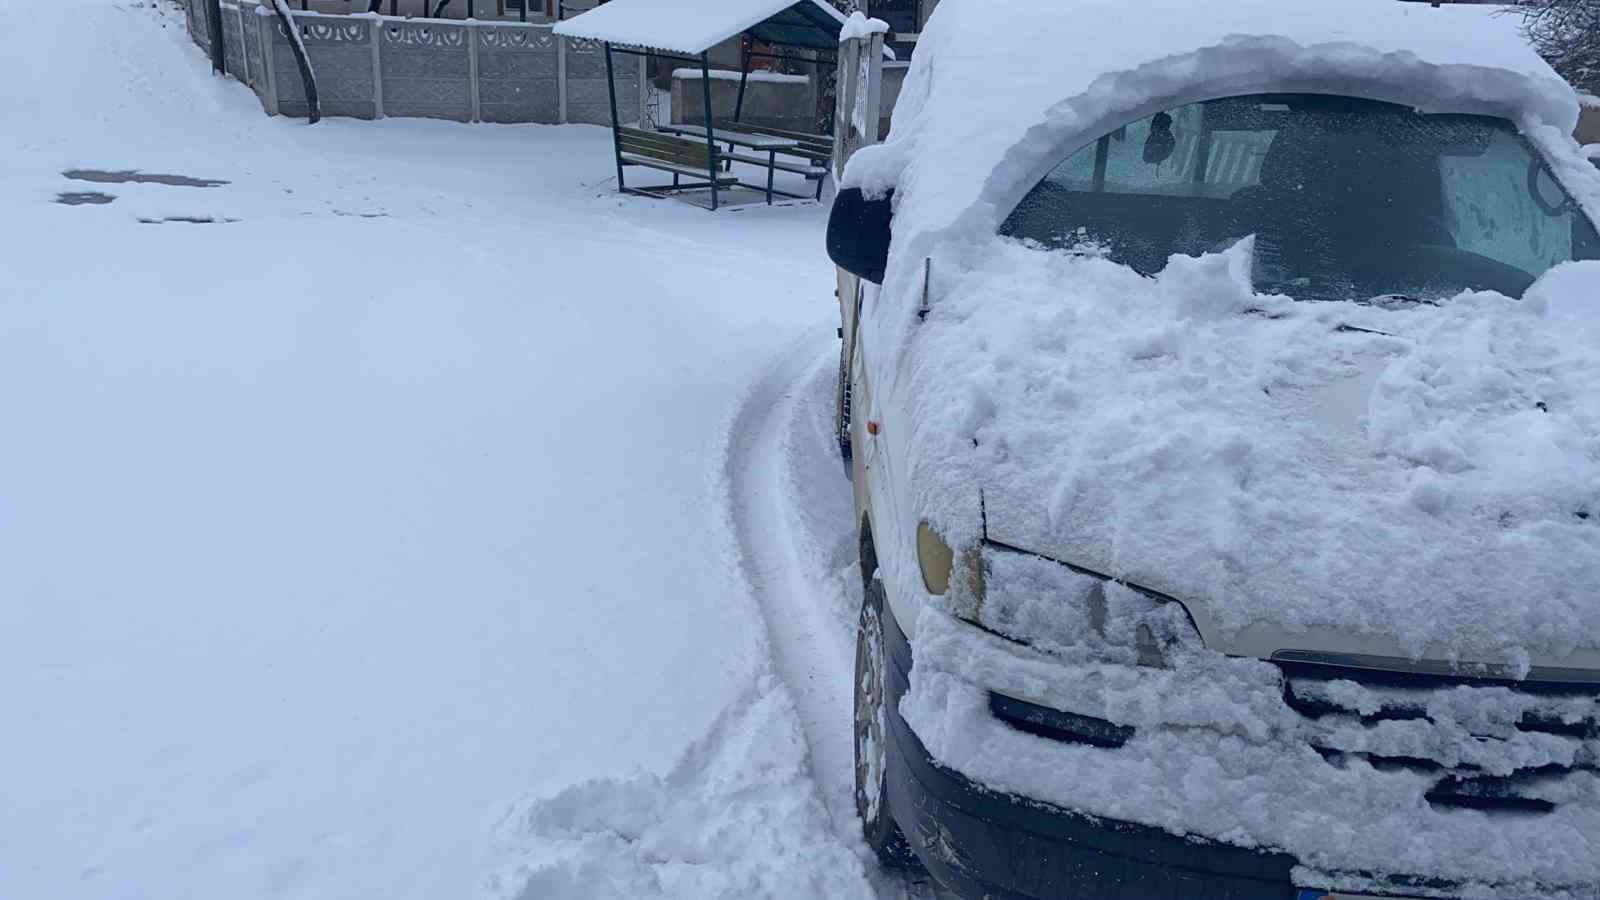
921,522,979,605
939,541,1201,669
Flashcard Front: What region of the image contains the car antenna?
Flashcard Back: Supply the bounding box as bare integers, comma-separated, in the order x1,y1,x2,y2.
917,257,932,320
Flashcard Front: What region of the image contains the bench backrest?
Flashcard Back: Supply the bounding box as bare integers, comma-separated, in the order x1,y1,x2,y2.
715,120,833,160
617,127,717,170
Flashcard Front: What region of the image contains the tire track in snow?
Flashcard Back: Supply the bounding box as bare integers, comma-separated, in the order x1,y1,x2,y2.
725,329,943,900
728,329,857,827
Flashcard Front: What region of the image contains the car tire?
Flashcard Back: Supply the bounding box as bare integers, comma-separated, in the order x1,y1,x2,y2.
854,575,919,868
835,344,853,468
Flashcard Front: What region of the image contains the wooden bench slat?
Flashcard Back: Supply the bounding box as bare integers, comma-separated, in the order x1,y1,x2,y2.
617,127,719,169
714,121,832,157
619,153,737,185
618,130,711,153
714,120,829,142
620,139,711,166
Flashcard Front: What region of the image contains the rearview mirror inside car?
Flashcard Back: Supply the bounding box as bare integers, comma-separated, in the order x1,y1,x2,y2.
827,187,894,284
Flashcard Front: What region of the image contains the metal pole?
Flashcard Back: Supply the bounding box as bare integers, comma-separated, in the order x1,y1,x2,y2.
700,51,718,211
604,43,626,194
205,0,226,74
734,39,750,124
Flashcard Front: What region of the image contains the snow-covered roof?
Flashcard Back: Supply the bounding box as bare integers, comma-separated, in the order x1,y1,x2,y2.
553,0,889,57
845,0,1581,250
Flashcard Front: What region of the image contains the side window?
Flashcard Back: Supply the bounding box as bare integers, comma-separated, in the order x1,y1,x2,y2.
1439,130,1574,278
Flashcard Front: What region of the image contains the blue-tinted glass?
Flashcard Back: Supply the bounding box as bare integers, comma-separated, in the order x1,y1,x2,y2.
1000,94,1600,301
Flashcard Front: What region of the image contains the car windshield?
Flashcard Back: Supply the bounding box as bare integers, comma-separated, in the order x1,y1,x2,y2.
1000,94,1600,302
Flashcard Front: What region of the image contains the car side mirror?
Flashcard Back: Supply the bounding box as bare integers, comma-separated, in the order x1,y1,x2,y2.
827,187,894,284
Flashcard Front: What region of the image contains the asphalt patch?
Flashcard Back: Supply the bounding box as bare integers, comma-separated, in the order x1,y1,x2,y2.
56,191,116,205
63,169,229,188
136,216,240,225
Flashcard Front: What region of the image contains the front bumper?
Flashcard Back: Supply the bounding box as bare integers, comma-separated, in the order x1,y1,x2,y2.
881,604,1301,900
880,604,1600,900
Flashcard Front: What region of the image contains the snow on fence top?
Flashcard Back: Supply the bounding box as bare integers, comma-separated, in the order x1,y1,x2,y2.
838,11,889,43
844,0,1580,247
552,0,882,57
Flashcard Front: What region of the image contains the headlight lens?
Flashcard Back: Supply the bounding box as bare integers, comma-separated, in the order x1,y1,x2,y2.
917,522,986,616
953,542,1200,669
916,522,954,595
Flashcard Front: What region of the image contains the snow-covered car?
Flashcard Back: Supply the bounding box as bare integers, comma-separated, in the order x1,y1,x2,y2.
826,1,1600,898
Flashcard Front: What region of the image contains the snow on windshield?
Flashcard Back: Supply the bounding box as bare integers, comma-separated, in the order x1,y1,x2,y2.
844,0,1583,261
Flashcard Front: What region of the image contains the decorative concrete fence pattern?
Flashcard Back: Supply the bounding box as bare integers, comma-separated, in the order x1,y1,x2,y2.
183,0,641,125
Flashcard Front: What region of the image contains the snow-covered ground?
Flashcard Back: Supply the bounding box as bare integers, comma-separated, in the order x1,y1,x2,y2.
0,3,893,898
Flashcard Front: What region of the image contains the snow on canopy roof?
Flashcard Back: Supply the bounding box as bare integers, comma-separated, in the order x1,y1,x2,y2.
553,0,891,57
844,0,1582,253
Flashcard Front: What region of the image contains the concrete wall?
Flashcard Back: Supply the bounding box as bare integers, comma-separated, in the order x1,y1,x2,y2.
274,0,555,22
671,72,818,134
187,1,640,125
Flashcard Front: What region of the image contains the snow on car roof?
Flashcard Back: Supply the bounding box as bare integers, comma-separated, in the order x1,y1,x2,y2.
844,0,1580,249
552,0,891,57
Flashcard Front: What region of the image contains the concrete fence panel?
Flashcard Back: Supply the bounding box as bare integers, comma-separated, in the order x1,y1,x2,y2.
476,26,560,124
187,0,642,127
562,36,635,126
221,4,248,81
379,19,472,122
189,0,210,51
273,16,379,119
240,7,263,92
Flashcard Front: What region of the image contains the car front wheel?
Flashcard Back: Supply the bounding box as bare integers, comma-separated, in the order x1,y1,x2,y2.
854,576,918,867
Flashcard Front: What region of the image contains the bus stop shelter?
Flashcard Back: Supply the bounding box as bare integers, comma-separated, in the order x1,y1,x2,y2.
554,0,892,210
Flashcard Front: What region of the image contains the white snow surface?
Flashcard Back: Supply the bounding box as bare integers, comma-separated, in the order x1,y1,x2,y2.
842,0,1582,256
552,0,847,56
0,3,879,899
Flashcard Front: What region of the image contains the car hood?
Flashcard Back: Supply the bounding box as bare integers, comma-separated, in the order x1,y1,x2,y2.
903,246,1600,670
980,418,1600,677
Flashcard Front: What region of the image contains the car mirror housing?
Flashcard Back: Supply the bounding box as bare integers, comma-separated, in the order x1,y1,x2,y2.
827,187,894,284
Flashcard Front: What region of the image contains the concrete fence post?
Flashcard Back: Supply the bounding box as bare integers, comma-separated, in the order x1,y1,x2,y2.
557,35,568,123
863,32,884,144
467,22,481,122
231,4,248,83
834,29,885,178
258,7,280,114
369,15,384,118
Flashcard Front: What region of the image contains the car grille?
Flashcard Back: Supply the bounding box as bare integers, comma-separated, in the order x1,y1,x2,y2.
988,692,1134,749
1278,662,1600,815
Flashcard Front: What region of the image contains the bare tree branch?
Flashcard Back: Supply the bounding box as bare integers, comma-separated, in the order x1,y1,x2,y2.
1516,0,1600,94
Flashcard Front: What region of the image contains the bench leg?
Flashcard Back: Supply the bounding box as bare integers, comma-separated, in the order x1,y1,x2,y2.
814,167,825,201
673,172,680,189
766,150,775,205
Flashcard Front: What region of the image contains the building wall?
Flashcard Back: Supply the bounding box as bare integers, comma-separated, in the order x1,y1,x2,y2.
1579,106,1600,145
671,71,819,134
